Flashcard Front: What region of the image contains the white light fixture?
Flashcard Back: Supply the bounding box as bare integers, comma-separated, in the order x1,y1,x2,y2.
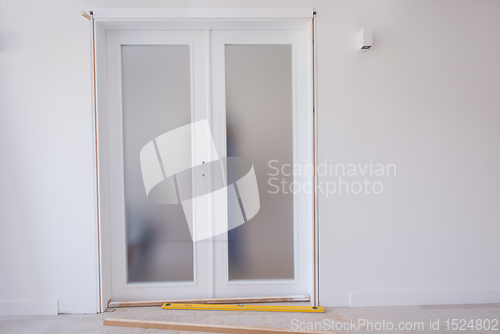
357,28,372,50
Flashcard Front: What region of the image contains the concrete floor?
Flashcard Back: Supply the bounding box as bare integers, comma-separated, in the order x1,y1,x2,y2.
0,303,499,333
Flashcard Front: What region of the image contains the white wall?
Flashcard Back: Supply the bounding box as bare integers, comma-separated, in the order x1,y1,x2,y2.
0,1,98,314
316,0,500,307
0,0,499,314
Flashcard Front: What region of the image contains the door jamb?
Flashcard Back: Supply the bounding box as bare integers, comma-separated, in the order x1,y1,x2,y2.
87,8,318,312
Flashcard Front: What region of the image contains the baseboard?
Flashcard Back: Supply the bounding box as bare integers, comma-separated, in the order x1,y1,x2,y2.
350,288,500,307
0,300,58,316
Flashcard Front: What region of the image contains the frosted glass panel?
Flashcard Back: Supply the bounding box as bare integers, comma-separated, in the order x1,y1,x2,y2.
122,45,194,283
225,45,294,280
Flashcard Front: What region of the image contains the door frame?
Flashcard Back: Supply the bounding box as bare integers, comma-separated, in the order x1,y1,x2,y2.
88,7,318,312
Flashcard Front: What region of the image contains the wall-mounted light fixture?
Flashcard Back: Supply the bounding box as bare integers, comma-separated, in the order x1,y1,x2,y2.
357,28,372,50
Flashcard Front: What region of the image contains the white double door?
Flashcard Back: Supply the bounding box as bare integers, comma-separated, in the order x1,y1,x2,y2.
106,29,312,301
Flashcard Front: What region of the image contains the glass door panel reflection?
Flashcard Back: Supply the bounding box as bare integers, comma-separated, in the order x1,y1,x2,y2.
225,45,295,280
121,45,194,283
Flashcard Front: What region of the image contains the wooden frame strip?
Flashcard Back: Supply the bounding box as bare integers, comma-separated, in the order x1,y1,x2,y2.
312,11,320,308
87,10,104,313
81,11,91,20
103,318,334,333
108,295,310,308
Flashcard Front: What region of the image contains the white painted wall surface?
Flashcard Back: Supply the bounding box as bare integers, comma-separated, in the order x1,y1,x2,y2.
0,1,98,315
314,0,500,307
0,0,499,314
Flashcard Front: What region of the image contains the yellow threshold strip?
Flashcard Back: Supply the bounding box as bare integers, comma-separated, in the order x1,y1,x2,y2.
162,303,325,313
